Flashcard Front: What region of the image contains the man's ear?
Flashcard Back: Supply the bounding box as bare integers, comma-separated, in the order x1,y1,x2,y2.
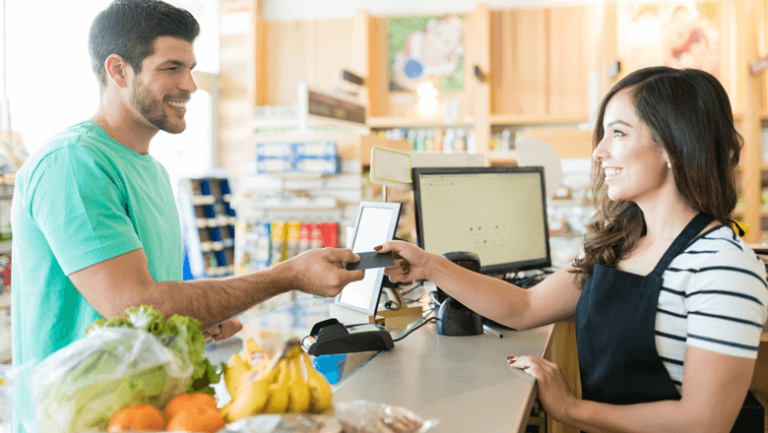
104,54,132,88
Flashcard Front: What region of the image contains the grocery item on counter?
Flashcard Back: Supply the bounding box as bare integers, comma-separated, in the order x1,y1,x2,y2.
26,327,190,433
221,338,333,423
221,400,439,433
165,400,226,432
107,403,165,432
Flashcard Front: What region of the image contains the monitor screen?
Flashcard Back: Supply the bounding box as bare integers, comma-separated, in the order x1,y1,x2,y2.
412,166,551,275
336,201,401,315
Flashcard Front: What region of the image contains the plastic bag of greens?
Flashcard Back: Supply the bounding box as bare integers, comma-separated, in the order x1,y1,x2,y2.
24,327,192,433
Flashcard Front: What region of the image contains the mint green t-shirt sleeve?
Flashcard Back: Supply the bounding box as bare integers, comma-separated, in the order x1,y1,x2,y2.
25,140,143,275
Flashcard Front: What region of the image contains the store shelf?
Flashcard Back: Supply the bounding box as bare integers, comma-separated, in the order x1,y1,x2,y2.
367,116,475,129
489,113,588,125
487,151,518,164
252,114,369,132
196,217,236,229
0,241,10,255
0,293,10,310
191,195,216,205
0,348,10,364
732,206,768,217
262,172,328,180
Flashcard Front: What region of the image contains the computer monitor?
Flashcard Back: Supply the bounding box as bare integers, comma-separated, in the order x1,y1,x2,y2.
412,166,551,276
335,201,402,316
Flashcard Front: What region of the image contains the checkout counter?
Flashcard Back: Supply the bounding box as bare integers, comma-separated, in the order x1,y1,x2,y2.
205,290,554,433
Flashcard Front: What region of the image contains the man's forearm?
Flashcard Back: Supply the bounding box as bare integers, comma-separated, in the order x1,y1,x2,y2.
141,260,295,328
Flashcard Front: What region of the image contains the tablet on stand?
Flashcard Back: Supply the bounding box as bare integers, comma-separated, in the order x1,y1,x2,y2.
328,201,402,325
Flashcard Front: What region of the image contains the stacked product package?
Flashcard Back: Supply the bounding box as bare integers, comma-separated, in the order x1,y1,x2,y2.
255,141,340,175
238,221,338,273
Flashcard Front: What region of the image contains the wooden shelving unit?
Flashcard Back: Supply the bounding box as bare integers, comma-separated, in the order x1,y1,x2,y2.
367,116,476,129
220,0,768,244
489,113,588,125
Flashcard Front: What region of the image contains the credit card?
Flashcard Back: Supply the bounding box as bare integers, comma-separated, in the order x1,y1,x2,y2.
345,251,394,271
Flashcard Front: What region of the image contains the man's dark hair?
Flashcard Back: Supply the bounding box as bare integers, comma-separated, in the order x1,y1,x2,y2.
88,0,200,90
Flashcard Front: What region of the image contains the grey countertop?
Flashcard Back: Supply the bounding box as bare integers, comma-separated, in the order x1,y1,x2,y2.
205,296,553,433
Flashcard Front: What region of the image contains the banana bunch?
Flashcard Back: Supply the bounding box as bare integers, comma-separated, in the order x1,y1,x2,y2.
220,339,334,423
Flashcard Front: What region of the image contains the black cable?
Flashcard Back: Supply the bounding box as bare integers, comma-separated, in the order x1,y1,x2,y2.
399,282,424,297
403,290,432,304
392,317,439,342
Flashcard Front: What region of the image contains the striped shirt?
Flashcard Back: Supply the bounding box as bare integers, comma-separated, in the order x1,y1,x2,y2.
655,225,768,393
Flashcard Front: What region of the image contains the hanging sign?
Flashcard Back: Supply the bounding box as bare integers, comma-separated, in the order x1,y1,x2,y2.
307,90,366,125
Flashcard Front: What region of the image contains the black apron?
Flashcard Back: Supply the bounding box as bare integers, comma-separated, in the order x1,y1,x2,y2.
575,212,713,405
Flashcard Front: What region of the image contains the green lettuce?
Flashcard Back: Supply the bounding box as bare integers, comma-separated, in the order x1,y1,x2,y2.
86,305,224,395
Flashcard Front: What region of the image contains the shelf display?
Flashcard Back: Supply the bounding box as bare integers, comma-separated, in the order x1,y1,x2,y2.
235,220,338,275
178,175,238,280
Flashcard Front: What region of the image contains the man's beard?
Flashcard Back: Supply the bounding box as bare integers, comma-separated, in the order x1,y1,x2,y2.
130,76,185,134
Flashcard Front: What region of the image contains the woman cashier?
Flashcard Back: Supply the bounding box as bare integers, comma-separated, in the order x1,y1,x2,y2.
377,66,768,432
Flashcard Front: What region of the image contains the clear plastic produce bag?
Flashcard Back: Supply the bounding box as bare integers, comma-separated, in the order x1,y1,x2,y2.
0,364,16,433
22,327,192,433
222,400,438,433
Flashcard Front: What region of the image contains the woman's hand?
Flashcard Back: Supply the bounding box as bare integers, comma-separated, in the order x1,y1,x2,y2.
375,241,435,283
508,355,578,423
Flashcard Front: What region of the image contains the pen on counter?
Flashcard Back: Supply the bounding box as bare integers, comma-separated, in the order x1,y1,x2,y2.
483,324,503,338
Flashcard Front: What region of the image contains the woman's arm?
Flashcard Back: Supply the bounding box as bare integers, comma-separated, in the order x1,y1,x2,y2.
512,346,755,433
379,241,583,330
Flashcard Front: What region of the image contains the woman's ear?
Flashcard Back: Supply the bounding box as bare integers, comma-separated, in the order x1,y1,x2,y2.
104,54,131,88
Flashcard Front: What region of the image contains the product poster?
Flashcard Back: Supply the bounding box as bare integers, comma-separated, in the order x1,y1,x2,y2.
619,1,721,78
388,15,465,92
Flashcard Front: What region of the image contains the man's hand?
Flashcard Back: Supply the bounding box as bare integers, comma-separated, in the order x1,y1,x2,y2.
203,317,243,343
284,248,364,297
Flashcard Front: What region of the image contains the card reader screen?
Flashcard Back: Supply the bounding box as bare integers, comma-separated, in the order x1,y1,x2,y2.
416,171,549,273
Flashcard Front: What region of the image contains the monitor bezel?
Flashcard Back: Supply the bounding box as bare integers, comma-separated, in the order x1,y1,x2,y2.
334,200,402,316
412,166,552,276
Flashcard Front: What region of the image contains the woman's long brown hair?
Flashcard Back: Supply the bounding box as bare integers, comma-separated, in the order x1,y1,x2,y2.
571,67,742,288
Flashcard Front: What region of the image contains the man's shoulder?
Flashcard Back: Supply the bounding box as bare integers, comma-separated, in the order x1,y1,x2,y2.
19,121,109,177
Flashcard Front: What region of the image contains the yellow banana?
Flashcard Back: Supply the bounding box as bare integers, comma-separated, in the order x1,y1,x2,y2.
287,357,311,413
284,345,302,361
264,360,290,414
220,368,277,422
224,353,252,398
301,352,333,413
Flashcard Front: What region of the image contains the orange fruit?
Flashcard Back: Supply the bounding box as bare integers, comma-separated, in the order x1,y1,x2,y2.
108,403,165,432
167,405,226,433
164,392,218,421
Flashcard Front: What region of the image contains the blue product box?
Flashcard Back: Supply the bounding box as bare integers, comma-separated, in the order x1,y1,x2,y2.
203,204,216,219
294,155,339,174
255,221,271,269
256,156,295,174
255,142,295,158
295,141,337,158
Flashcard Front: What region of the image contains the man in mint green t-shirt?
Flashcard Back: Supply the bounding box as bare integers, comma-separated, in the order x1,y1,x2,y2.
11,0,364,371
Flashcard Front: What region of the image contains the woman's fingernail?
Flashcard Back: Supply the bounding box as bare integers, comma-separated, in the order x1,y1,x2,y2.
373,245,382,251
523,366,529,370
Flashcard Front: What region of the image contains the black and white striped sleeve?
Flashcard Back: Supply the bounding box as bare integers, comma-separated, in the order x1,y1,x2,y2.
683,250,768,358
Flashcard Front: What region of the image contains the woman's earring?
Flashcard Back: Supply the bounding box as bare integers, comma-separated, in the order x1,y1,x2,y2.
667,162,672,169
